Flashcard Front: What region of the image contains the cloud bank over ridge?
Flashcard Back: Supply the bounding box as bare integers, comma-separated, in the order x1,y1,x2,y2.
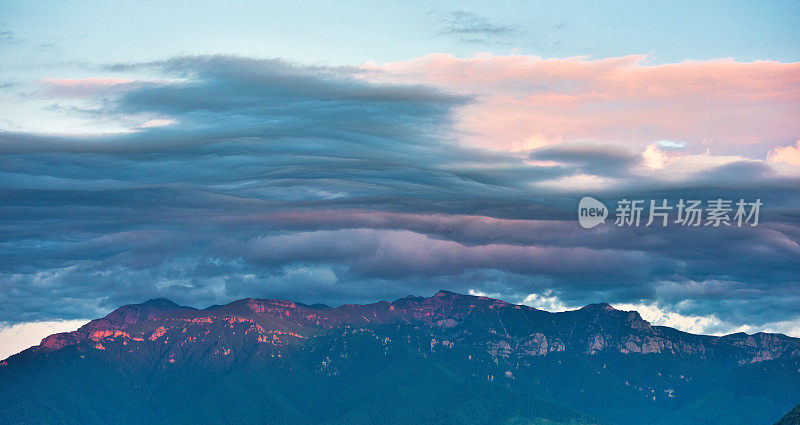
1,54,799,340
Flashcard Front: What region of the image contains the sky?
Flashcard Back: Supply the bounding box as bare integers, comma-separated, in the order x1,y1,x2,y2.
0,0,799,359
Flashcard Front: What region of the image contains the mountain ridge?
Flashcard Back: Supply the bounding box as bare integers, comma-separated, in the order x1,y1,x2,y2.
2,290,799,425
19,290,800,364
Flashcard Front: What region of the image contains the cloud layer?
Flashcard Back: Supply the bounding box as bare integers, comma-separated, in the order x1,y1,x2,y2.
1,55,799,340
362,54,800,156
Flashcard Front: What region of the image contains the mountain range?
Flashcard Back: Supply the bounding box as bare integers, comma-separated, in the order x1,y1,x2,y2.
1,290,799,425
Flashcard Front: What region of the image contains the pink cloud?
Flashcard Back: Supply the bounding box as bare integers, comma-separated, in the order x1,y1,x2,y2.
42,78,136,98
246,228,646,279
139,118,176,128
768,140,800,166
361,54,800,157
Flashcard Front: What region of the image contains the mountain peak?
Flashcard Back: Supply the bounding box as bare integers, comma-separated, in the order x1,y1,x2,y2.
138,297,183,309
433,289,468,298
580,302,616,312
73,297,192,337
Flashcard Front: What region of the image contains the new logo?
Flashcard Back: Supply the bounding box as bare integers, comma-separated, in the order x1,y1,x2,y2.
578,197,607,229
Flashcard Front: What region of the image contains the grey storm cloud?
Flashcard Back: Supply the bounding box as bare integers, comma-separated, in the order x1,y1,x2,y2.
0,55,799,333
530,142,642,177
